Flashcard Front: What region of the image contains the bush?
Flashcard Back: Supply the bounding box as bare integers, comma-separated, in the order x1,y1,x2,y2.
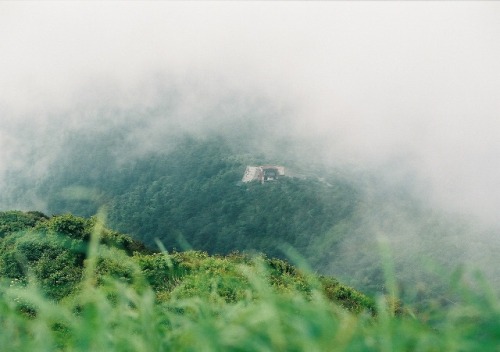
0,210,48,238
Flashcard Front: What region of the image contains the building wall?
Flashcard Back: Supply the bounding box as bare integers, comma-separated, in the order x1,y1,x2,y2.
242,166,261,182
242,165,285,183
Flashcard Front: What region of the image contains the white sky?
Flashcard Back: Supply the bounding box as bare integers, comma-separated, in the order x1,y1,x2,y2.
1,2,500,222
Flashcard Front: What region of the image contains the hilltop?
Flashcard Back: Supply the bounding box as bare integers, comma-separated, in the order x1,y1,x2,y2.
0,211,374,311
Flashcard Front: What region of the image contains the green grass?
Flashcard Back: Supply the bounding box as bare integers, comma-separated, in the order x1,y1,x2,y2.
1,265,499,351
0,213,499,351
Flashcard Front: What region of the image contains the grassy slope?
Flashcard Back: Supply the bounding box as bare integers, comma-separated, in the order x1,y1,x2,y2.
0,211,499,351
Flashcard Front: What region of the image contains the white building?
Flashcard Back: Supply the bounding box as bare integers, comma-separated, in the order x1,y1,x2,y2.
242,165,285,183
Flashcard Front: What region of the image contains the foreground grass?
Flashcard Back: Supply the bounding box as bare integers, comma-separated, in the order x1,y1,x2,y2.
1,263,499,351
0,212,499,351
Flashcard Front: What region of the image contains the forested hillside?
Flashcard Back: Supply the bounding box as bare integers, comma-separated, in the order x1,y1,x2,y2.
27,135,358,257
2,133,498,304
107,142,358,257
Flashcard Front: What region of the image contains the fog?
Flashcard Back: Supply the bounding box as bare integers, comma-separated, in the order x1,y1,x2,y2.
1,2,500,228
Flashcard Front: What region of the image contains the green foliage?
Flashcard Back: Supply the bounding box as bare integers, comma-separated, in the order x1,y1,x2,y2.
134,253,179,293
3,129,500,313
21,136,357,261
0,229,84,300
0,211,498,350
6,134,488,307
0,213,150,300
0,210,48,238
35,213,92,241
0,249,498,351
0,212,372,310
102,138,358,262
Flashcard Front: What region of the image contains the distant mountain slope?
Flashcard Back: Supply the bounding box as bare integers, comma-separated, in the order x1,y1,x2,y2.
24,135,359,262
106,138,359,259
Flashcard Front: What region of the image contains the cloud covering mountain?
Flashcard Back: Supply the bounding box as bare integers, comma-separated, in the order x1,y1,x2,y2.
1,2,500,225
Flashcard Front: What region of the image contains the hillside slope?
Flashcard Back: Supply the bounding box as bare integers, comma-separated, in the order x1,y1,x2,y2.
0,211,373,311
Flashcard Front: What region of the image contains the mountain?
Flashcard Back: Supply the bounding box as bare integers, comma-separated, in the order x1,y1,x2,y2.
1,132,498,304
9,133,360,263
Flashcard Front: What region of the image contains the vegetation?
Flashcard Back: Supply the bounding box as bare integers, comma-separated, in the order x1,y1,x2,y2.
0,212,372,308
32,136,358,258
0,210,48,238
3,135,498,305
1,130,499,351
0,211,498,351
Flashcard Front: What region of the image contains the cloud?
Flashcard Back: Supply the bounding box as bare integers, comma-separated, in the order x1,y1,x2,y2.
1,2,500,224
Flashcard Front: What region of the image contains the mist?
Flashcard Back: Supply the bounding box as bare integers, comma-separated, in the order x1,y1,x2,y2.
1,2,500,289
